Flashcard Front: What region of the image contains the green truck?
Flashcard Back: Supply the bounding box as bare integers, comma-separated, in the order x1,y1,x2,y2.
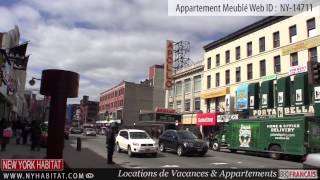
212,116,320,159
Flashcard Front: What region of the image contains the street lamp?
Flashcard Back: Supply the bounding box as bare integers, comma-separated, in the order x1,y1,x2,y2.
29,77,41,86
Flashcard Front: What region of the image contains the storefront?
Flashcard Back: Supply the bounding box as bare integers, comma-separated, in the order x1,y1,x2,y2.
200,87,230,112
196,112,220,138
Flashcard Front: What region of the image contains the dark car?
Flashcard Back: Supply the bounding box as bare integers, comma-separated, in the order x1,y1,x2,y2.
159,130,208,156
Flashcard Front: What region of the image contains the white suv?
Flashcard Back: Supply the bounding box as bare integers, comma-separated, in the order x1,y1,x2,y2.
115,129,158,157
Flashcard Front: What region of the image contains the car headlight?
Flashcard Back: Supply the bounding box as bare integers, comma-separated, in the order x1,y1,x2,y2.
132,142,139,146
183,142,193,147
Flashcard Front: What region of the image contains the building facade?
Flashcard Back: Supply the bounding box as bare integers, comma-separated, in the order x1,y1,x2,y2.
202,12,319,115
79,96,99,125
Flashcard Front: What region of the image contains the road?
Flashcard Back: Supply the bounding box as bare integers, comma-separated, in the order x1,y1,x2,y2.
68,135,302,169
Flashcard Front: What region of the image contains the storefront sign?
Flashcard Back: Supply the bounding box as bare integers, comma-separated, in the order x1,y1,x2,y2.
164,40,173,90
196,112,218,126
217,114,238,122
200,87,229,99
260,74,277,82
252,105,314,118
282,36,320,56
236,84,248,110
155,107,176,114
289,64,307,76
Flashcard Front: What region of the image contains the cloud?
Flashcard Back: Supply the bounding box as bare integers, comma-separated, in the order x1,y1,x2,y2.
0,0,262,103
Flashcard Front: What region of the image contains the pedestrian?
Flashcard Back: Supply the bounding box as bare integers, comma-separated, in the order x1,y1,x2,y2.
1,119,13,151
16,120,23,144
22,120,30,145
30,120,41,151
106,123,117,164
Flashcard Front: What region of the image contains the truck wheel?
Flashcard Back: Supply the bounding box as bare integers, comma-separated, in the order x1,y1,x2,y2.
229,149,237,153
212,140,220,151
269,145,281,160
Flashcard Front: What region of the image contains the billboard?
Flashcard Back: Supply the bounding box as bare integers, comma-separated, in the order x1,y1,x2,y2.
236,84,249,110
164,40,173,90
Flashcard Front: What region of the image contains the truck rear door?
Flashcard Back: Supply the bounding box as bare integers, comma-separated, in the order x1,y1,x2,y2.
307,120,320,153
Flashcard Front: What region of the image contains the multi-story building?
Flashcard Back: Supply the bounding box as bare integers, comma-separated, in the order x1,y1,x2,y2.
99,65,166,126
165,61,204,133
66,104,80,127
202,13,319,115
79,96,99,125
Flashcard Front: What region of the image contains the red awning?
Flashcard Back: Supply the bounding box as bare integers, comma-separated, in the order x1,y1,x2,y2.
196,112,219,126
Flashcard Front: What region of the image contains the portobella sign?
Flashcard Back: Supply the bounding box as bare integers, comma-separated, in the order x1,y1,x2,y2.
252,105,314,118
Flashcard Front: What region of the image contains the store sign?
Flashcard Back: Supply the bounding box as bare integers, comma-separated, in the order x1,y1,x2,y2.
155,107,176,114
261,74,277,82
236,84,248,110
164,40,173,90
200,87,229,99
282,36,320,56
217,114,238,123
196,112,218,126
289,65,307,76
252,105,314,118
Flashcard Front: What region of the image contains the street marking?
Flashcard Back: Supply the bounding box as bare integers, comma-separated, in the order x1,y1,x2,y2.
210,163,228,165
230,167,238,169
237,161,242,164
161,165,180,168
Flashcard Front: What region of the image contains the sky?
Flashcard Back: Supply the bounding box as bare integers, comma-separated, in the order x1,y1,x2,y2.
0,0,262,104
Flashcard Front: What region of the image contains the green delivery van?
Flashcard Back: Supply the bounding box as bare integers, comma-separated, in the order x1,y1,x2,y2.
213,116,320,159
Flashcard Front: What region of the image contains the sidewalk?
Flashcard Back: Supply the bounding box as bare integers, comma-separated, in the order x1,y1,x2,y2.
0,138,121,168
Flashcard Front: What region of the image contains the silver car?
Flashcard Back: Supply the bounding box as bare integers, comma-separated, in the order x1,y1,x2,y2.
83,128,97,136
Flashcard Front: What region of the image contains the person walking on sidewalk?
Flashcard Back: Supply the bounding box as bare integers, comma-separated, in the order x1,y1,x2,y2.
1,119,13,151
106,123,117,164
30,120,41,151
16,120,23,144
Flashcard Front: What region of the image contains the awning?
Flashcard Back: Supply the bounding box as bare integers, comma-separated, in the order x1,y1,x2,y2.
200,87,229,99
196,112,220,126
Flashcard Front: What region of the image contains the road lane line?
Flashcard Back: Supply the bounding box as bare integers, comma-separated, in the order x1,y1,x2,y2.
161,165,180,167
210,162,229,165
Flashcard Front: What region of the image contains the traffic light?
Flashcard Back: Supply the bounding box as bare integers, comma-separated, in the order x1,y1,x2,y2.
307,61,320,85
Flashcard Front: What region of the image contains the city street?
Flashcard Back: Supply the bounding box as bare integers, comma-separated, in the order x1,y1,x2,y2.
68,135,302,169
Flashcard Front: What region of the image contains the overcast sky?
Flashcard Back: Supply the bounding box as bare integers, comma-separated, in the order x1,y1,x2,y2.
0,0,262,104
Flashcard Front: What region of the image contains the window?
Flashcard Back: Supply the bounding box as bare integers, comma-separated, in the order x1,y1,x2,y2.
184,99,190,112
215,73,220,87
260,60,266,77
168,89,173,97
247,42,252,56
309,47,318,62
169,102,173,108
193,75,201,92
307,18,316,37
216,54,220,66
184,79,191,94
207,57,211,69
290,52,298,66
273,31,280,48
236,67,241,82
176,101,182,112
194,97,200,111
236,46,241,60
225,70,230,85
289,25,297,43
175,82,182,95
225,50,230,64
207,75,211,89
247,63,253,80
274,56,281,73
259,37,265,52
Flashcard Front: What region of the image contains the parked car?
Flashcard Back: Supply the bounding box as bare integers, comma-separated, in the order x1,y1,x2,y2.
115,129,158,157
83,128,97,136
159,130,208,156
303,153,320,168
70,127,83,134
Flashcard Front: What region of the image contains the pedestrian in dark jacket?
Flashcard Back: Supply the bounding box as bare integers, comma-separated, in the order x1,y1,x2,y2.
30,120,41,151
106,123,117,164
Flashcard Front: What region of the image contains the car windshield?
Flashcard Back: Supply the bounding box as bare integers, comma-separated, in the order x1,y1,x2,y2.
177,131,198,139
130,132,150,139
